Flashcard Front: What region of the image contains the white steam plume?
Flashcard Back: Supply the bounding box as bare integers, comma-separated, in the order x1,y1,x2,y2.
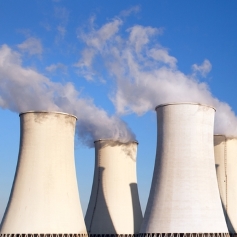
0,44,135,147
17,37,43,56
77,18,237,137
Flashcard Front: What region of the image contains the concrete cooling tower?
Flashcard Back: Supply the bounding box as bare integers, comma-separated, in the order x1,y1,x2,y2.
85,139,143,234
214,135,237,234
0,111,87,236
140,103,228,235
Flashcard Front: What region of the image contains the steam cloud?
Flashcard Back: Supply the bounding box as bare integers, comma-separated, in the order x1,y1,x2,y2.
76,17,237,137
1,15,237,145
0,44,135,147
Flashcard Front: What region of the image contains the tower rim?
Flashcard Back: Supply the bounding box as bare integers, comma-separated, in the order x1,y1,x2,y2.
19,111,77,120
94,139,138,144
155,102,216,111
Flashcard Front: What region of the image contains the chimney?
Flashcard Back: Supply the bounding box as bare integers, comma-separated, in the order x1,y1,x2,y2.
214,134,237,234
85,139,143,234
0,111,87,235
140,103,228,234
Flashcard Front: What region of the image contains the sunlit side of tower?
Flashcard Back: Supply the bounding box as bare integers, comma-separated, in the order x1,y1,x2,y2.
214,135,237,234
0,111,87,235
140,103,228,234
85,140,143,234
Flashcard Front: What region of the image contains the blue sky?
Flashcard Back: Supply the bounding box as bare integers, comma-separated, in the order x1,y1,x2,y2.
0,1,237,221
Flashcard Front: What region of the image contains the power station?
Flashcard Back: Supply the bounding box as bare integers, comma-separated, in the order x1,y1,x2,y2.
214,135,237,234
0,111,87,235
0,104,235,236
140,103,228,234
85,139,143,234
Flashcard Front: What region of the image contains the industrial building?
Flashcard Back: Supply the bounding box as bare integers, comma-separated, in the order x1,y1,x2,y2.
85,139,143,234
0,111,87,235
0,105,234,236
214,135,237,234
140,103,228,234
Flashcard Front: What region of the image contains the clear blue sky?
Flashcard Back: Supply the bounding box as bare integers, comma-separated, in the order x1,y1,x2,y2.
0,0,237,221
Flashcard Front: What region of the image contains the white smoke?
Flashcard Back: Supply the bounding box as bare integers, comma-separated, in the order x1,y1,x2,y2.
46,63,68,74
192,59,212,78
0,44,135,147
17,37,43,56
76,18,237,137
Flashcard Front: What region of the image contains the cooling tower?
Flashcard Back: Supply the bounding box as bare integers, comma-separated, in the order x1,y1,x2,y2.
85,139,143,234
214,135,237,234
0,111,87,235
140,103,228,234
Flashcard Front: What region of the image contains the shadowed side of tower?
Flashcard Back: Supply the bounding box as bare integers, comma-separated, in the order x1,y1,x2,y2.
214,135,237,234
85,140,143,234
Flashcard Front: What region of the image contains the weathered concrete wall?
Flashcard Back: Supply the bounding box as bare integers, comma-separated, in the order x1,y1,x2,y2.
140,103,228,233
85,140,143,234
214,135,237,233
0,111,87,234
